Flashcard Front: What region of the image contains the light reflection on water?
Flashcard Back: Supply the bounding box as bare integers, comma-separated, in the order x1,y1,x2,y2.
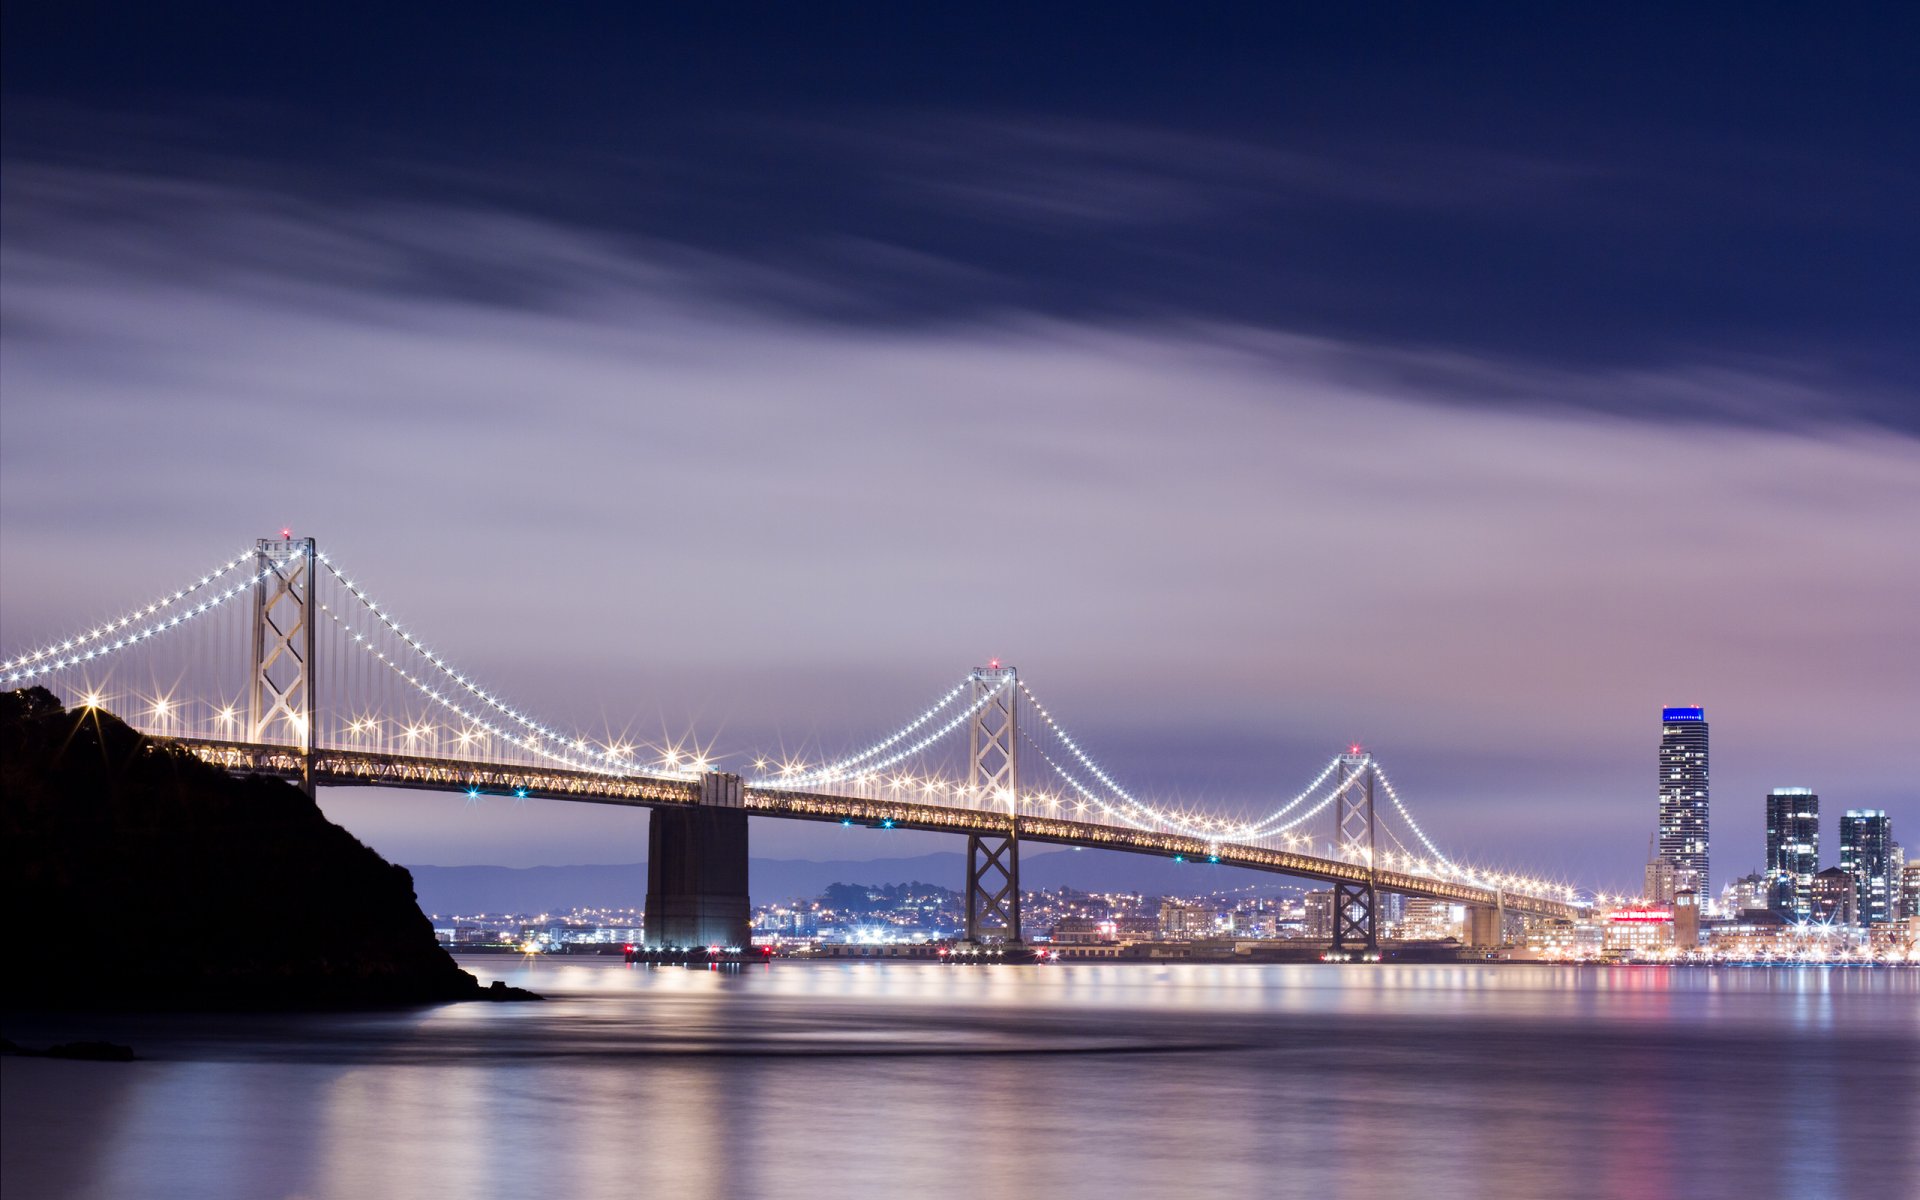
4,961,1915,1200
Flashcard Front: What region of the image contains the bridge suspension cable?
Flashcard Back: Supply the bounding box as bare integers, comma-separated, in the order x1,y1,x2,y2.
1371,761,1456,872
1015,679,1348,841
311,599,656,778
314,554,672,777
757,676,999,788
2,549,271,685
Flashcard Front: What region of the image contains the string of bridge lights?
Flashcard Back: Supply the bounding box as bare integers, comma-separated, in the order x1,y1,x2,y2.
756,679,1013,788
1016,678,1349,839
1242,768,1366,839
1016,730,1167,834
314,600,681,780
315,554,653,773
1,556,285,687
778,677,975,781
1013,688,1570,902
1,548,259,674
1371,762,1456,872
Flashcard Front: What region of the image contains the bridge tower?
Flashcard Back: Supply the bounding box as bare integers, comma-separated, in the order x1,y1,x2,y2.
248,537,317,798
1330,748,1378,957
964,663,1021,944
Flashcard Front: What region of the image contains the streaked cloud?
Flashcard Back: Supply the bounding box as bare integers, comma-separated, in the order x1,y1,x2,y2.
2,166,1915,882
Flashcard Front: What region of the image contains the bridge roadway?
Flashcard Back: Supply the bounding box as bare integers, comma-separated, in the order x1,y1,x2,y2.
172,737,1581,922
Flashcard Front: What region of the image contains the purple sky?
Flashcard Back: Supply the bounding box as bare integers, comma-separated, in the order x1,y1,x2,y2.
3,8,1916,894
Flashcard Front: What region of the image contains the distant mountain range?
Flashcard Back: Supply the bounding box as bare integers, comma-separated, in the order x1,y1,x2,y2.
406,849,1302,916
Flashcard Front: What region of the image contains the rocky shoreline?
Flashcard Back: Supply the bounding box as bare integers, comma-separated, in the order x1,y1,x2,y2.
2,687,542,1013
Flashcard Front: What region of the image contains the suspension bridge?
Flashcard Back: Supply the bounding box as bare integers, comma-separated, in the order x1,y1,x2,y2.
4,536,1585,957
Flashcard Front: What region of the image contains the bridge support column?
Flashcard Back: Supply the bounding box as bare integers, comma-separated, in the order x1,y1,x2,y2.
1331,881,1378,955
1464,904,1501,949
965,831,1020,943
644,773,751,949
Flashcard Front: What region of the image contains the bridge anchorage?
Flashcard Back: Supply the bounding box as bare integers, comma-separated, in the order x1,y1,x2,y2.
3,534,1587,962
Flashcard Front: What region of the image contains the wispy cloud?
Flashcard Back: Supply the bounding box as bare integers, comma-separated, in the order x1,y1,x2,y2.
2,166,1915,882
799,115,1606,229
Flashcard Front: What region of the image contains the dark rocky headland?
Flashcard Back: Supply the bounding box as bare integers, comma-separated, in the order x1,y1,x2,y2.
1,686,536,1010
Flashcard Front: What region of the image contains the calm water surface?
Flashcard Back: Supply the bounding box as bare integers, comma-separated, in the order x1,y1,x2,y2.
4,959,1916,1200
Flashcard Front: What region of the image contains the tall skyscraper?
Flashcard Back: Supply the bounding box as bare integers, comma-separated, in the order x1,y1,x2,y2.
1839,810,1893,925
1656,706,1709,904
1764,788,1819,920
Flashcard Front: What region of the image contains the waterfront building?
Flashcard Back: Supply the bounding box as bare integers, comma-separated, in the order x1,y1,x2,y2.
1050,916,1119,945
1603,905,1675,956
1903,861,1920,927
1764,788,1820,919
1703,909,1792,958
1839,810,1893,925
1808,866,1856,926
1656,707,1709,903
1395,896,1462,941
1523,919,1607,960
1674,888,1701,947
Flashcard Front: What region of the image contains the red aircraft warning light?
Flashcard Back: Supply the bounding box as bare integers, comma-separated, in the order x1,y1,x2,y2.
987,658,1001,670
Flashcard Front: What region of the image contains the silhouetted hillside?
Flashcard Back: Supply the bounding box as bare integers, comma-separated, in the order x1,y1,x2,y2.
1,687,531,1010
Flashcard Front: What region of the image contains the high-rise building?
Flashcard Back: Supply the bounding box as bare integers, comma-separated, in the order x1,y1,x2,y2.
1839,810,1893,925
1891,844,1907,920
1656,706,1709,903
1765,788,1820,920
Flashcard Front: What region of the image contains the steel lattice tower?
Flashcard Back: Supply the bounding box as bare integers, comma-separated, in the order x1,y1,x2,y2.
964,664,1020,943
1330,749,1378,955
248,537,317,796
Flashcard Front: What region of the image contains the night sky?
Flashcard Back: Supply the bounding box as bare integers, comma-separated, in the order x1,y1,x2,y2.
3,4,1915,891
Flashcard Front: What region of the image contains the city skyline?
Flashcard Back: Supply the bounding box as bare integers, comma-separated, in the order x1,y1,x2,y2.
3,7,1917,893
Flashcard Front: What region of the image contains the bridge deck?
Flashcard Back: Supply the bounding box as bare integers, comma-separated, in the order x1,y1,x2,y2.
172,738,1578,920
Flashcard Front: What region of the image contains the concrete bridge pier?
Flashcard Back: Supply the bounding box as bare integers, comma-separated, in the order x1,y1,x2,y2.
644,773,752,949
1463,903,1502,949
